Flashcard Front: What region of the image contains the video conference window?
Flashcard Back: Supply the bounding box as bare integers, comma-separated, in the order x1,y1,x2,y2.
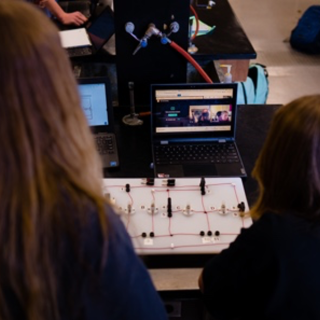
155,103,232,133
154,88,234,133
189,105,231,124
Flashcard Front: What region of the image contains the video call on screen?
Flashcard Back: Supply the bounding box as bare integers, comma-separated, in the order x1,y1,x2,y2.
154,88,234,133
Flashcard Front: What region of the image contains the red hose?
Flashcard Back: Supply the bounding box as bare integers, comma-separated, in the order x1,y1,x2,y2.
189,5,199,40
169,40,213,84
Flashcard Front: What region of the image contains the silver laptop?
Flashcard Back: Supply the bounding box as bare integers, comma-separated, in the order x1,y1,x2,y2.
78,77,119,168
151,82,246,178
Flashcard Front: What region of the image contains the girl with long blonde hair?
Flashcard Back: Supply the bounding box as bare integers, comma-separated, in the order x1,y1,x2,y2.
0,2,167,320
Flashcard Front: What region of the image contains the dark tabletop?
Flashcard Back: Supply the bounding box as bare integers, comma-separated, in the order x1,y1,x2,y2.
70,0,256,64
183,0,256,60
105,104,280,268
105,104,280,209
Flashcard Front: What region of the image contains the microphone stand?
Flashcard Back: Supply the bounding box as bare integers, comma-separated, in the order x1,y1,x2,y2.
122,82,143,126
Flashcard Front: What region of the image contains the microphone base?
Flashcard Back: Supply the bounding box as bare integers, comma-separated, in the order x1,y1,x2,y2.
122,113,143,126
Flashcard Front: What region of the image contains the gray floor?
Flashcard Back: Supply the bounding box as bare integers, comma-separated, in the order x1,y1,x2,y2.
228,0,320,105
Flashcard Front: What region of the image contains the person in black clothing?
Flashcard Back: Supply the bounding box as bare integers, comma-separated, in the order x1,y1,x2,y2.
199,95,320,320
0,2,168,320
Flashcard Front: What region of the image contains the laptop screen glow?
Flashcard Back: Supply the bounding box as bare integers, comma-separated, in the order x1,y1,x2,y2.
78,83,108,126
154,87,234,134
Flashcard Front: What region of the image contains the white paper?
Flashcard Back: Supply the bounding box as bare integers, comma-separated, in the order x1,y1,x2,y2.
59,28,91,48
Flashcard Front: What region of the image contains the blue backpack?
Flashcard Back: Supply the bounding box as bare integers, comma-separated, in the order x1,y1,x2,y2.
237,63,269,104
290,5,320,54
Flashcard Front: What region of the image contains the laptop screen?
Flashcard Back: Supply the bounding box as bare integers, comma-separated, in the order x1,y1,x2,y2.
151,83,238,140
87,6,114,51
78,82,109,127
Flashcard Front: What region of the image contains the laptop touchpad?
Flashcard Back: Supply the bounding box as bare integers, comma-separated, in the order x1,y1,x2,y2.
216,163,243,176
156,165,184,178
183,164,217,177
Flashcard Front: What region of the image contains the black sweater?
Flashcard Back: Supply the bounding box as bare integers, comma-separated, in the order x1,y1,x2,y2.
201,212,320,320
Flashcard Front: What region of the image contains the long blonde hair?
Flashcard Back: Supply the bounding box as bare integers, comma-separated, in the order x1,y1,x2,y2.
251,95,320,220
0,2,108,319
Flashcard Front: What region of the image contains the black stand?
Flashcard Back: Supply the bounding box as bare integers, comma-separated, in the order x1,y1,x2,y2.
113,0,190,106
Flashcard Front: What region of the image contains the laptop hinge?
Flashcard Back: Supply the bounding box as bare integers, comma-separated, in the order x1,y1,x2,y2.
218,139,227,143
160,141,169,145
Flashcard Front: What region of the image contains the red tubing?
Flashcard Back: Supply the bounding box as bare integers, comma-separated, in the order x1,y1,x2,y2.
189,5,199,40
169,40,213,84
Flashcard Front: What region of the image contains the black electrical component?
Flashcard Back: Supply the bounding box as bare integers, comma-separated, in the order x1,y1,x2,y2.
199,177,206,195
125,183,130,192
146,178,154,186
167,179,175,187
167,197,172,217
237,201,245,212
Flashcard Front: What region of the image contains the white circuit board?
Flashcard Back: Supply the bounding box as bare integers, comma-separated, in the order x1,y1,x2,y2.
102,177,252,254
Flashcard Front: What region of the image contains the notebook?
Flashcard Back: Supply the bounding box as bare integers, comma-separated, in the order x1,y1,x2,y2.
78,77,119,168
150,83,246,178
59,5,114,58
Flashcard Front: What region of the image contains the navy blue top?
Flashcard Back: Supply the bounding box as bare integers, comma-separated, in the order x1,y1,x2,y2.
57,205,168,320
201,212,320,320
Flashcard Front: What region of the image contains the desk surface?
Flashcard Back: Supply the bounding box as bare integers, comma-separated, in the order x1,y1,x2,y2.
106,104,279,291
72,0,256,64
105,105,280,267
105,104,280,207
192,1,256,60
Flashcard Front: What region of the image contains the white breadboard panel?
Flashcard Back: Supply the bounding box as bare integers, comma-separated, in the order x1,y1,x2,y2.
102,178,252,254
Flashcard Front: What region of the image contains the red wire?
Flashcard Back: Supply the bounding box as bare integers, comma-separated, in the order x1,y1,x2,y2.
169,40,213,84
189,5,199,40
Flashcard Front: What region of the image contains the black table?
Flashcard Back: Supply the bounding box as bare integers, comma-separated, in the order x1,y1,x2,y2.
105,104,280,319
72,0,256,62
192,0,256,61
105,104,280,207
104,104,281,269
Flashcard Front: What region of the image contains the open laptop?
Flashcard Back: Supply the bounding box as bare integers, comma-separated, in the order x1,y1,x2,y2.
78,77,119,168
150,83,246,178
59,5,114,58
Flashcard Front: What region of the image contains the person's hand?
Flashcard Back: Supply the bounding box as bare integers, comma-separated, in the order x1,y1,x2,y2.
59,12,88,26
38,0,48,8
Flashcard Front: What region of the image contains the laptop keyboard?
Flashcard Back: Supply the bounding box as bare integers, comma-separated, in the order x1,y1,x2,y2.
95,134,116,155
67,46,92,57
154,142,240,165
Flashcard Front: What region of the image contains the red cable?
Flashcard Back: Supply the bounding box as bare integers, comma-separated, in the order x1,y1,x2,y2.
169,40,213,84
189,5,199,40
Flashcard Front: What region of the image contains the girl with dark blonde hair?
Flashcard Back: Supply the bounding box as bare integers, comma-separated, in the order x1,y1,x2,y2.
0,2,167,320
199,95,320,320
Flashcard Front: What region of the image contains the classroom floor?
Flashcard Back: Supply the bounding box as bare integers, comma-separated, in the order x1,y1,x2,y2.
228,0,320,105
